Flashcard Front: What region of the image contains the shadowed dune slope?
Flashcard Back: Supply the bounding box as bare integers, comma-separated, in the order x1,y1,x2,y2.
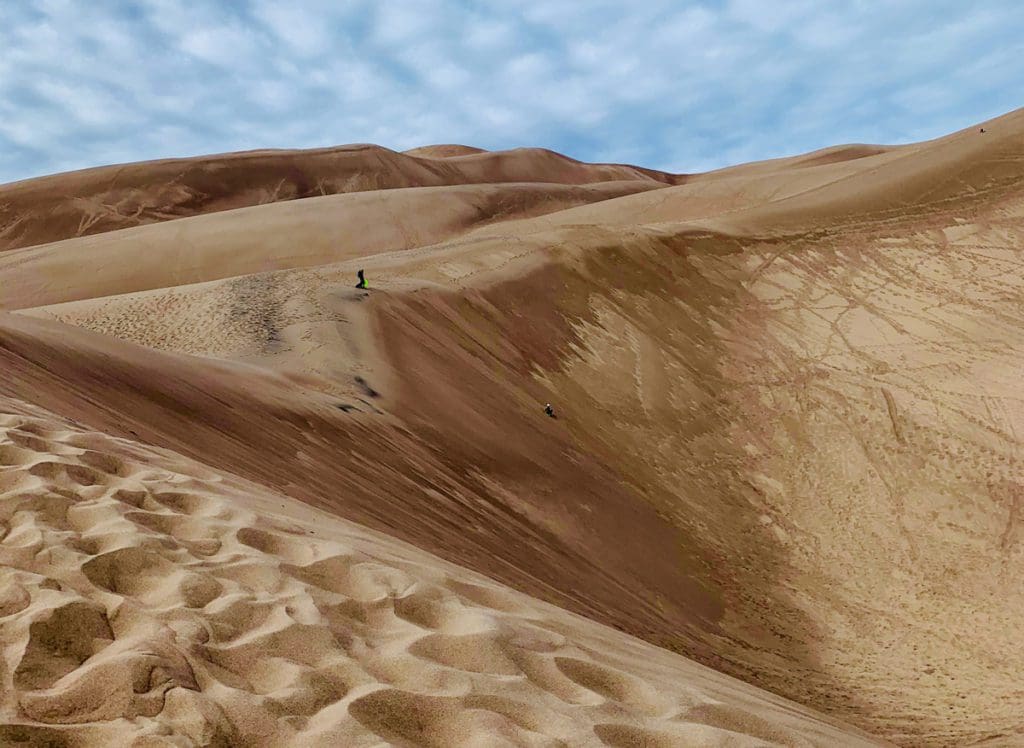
0,396,880,746
2,107,1024,746
0,144,681,252
0,311,882,746
0,307,723,661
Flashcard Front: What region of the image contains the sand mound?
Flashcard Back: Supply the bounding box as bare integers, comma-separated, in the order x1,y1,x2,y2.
0,398,874,746
0,145,680,252
0,180,660,309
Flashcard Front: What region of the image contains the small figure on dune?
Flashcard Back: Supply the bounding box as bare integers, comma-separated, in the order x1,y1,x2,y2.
355,269,367,289
544,403,556,418
980,127,986,134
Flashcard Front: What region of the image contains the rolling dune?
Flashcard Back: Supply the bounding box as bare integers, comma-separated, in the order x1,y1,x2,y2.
0,145,681,253
2,108,1023,746
0,180,660,309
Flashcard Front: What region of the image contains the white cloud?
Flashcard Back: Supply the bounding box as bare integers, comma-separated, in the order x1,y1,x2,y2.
0,0,1021,183
463,17,516,51
250,2,335,55
33,79,135,128
726,0,814,33
179,25,262,67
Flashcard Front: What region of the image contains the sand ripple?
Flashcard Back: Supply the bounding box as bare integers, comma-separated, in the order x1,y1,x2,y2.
0,399,875,746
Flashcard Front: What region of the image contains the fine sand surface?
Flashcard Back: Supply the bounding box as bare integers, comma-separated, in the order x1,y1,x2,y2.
2,107,1023,746
0,396,876,746
0,181,662,310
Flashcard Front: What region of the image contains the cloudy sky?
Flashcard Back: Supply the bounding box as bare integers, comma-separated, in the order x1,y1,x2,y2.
1,0,1020,183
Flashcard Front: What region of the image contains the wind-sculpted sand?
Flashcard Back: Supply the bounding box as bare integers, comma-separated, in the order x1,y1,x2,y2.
0,399,874,746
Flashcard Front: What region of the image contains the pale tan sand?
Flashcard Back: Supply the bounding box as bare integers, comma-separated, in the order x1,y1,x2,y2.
0,145,680,253
0,180,660,311
0,397,876,746
2,108,1023,746
403,144,489,158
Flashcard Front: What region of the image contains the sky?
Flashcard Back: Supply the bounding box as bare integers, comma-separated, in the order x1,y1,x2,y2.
0,0,1021,183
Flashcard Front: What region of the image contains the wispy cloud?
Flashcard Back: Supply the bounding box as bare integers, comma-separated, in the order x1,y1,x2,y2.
0,0,1020,182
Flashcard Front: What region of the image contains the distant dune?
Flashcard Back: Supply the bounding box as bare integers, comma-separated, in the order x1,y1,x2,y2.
0,145,681,252
0,181,662,309
1,108,1023,746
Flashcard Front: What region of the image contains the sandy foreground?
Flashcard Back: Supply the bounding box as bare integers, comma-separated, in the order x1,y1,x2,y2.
2,109,1024,746
0,397,876,746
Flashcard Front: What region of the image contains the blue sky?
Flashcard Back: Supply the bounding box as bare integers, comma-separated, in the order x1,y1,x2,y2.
1,0,1021,183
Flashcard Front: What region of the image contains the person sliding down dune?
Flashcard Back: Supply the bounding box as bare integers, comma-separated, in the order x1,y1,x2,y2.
355,269,367,289
544,403,555,418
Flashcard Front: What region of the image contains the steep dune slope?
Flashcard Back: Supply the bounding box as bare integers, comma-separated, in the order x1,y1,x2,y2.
356,111,1024,745
3,109,1024,746
0,309,723,673
0,396,879,746
367,184,1024,745
0,145,680,252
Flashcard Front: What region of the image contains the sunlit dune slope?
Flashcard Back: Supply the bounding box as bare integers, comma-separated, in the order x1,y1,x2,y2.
0,180,660,309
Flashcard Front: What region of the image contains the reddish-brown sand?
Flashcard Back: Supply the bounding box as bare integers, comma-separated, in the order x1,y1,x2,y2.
2,109,1023,746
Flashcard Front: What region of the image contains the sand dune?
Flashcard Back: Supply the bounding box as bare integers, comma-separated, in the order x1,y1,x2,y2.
0,180,660,309
0,396,877,746
2,107,1023,746
0,144,680,253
